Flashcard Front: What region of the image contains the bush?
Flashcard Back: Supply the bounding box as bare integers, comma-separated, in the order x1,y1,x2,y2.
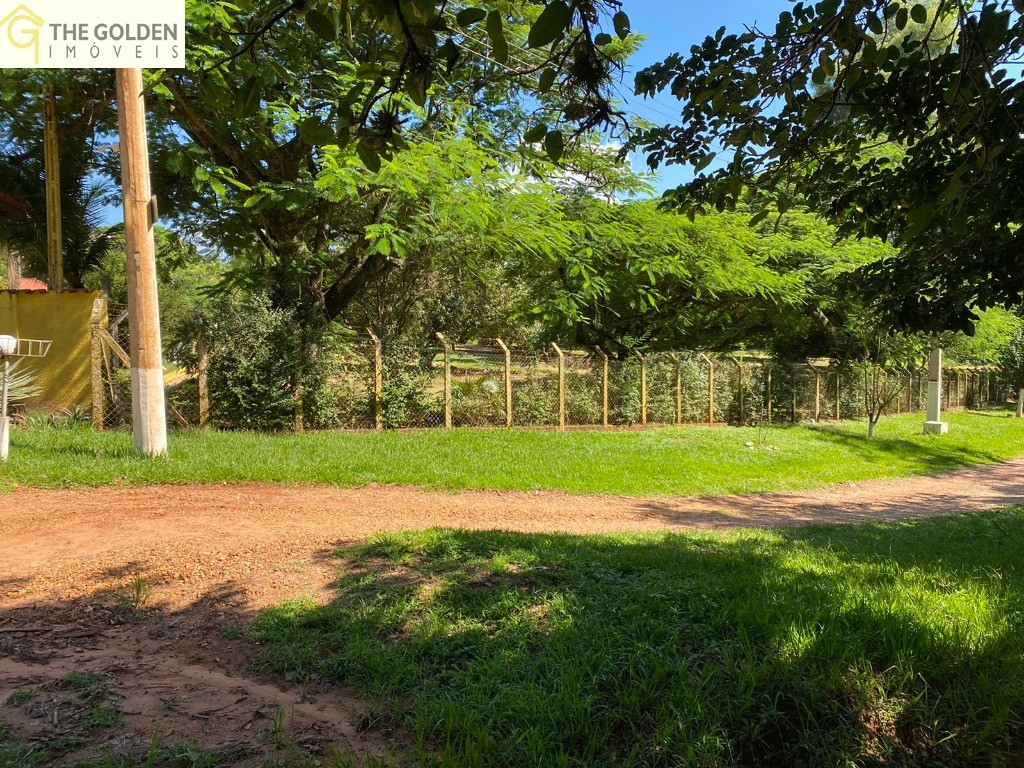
998,325,1024,393
201,293,349,431
381,345,442,428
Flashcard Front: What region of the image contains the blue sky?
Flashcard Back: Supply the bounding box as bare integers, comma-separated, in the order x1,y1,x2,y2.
100,2,787,224
621,0,791,194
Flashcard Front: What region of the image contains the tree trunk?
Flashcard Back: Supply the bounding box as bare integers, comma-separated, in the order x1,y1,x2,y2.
867,419,877,437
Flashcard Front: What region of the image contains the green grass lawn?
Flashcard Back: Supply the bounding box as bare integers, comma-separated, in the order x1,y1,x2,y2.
253,510,1024,767
3,410,1023,496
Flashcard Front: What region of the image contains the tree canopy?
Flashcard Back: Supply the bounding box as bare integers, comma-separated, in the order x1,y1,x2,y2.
635,0,1024,333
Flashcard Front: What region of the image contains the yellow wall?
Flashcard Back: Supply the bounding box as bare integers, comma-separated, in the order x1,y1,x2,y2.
0,290,100,411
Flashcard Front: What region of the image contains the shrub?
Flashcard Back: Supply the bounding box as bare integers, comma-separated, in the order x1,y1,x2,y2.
203,293,348,431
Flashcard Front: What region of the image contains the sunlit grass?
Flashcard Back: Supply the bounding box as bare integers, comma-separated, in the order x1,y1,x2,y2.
254,509,1024,766
3,410,1022,497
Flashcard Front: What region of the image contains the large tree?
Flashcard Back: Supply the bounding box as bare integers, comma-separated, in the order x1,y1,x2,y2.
141,0,639,333
0,71,119,287
634,0,1024,333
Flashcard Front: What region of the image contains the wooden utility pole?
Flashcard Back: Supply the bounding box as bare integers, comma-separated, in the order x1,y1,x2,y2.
116,69,167,456
43,84,63,292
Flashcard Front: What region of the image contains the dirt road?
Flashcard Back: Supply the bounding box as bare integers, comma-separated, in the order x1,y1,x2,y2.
2,462,1023,764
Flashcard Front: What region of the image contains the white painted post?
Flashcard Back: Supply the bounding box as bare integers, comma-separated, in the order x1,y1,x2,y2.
0,357,9,461
1016,389,1023,418
923,348,949,434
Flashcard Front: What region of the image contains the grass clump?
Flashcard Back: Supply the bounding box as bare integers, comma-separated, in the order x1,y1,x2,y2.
253,509,1024,767
4,410,1024,497
3,690,35,708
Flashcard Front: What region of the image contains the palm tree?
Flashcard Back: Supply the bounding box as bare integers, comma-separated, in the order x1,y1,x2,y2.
0,70,118,288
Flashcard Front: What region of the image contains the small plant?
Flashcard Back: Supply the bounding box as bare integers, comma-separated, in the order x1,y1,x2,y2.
160,697,184,712
120,574,154,611
86,704,124,729
59,672,110,700
57,404,92,425
219,623,245,642
1,359,41,412
4,689,34,707
263,705,290,747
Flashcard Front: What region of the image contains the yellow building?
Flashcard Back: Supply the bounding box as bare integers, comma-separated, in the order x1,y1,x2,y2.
0,289,102,411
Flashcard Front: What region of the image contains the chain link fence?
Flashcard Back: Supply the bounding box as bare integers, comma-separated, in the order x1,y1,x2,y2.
91,323,1009,433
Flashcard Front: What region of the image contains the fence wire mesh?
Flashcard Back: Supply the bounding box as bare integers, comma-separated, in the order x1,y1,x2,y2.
91,326,1008,433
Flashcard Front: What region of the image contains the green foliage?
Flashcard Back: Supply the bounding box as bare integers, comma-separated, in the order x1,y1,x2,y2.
143,0,641,347
380,346,441,429
635,0,1024,333
254,511,1024,766
175,0,628,163
997,324,1024,391
514,199,901,358
948,308,1024,365
0,70,119,288
203,293,300,431
3,359,42,410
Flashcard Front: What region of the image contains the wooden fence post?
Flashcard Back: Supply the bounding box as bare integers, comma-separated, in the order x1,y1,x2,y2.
436,333,452,428
552,343,566,431
497,338,513,428
699,354,715,424
834,369,841,421
638,352,648,426
594,346,609,427
669,352,682,425
790,365,798,423
90,297,106,430
367,329,383,430
293,343,305,433
196,319,210,428
919,362,927,409
732,356,745,425
812,365,821,422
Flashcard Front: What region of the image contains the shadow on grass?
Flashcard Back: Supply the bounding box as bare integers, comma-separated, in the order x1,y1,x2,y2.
4,512,1024,766
251,511,1024,768
801,423,1009,473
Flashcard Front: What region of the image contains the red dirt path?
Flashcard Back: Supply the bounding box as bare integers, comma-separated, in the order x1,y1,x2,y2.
2,462,1024,764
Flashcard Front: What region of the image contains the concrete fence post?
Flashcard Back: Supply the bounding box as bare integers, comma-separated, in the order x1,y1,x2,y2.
552,343,566,431
90,297,106,430
497,338,513,428
924,348,948,434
